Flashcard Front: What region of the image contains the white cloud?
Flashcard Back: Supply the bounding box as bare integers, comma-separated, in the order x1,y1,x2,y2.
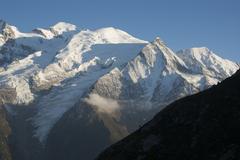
84,93,120,118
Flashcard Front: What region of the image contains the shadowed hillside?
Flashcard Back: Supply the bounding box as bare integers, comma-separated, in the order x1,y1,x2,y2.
0,88,16,160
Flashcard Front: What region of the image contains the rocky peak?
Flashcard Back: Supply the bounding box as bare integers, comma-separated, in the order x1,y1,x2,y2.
0,20,16,40
152,36,165,45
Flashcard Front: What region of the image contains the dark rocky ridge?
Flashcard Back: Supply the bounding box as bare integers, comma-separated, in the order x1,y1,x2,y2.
97,70,240,160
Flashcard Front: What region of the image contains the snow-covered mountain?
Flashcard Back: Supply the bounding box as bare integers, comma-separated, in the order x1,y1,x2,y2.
177,47,238,79
91,38,238,107
0,20,238,160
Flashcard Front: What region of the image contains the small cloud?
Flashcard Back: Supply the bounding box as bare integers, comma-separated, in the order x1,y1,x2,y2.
84,93,120,118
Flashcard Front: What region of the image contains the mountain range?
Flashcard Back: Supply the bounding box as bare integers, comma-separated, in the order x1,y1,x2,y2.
0,20,239,160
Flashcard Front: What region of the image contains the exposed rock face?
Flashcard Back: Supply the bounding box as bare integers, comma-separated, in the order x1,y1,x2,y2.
97,70,240,160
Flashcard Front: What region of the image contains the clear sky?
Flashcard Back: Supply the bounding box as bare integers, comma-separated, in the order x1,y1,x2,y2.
0,0,239,61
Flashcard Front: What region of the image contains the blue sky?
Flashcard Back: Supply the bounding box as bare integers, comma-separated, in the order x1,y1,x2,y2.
0,0,239,61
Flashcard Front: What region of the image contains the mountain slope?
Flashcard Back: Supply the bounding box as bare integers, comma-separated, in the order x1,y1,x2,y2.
97,70,240,160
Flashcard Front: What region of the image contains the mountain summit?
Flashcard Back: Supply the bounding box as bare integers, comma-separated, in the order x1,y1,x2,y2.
50,22,77,35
